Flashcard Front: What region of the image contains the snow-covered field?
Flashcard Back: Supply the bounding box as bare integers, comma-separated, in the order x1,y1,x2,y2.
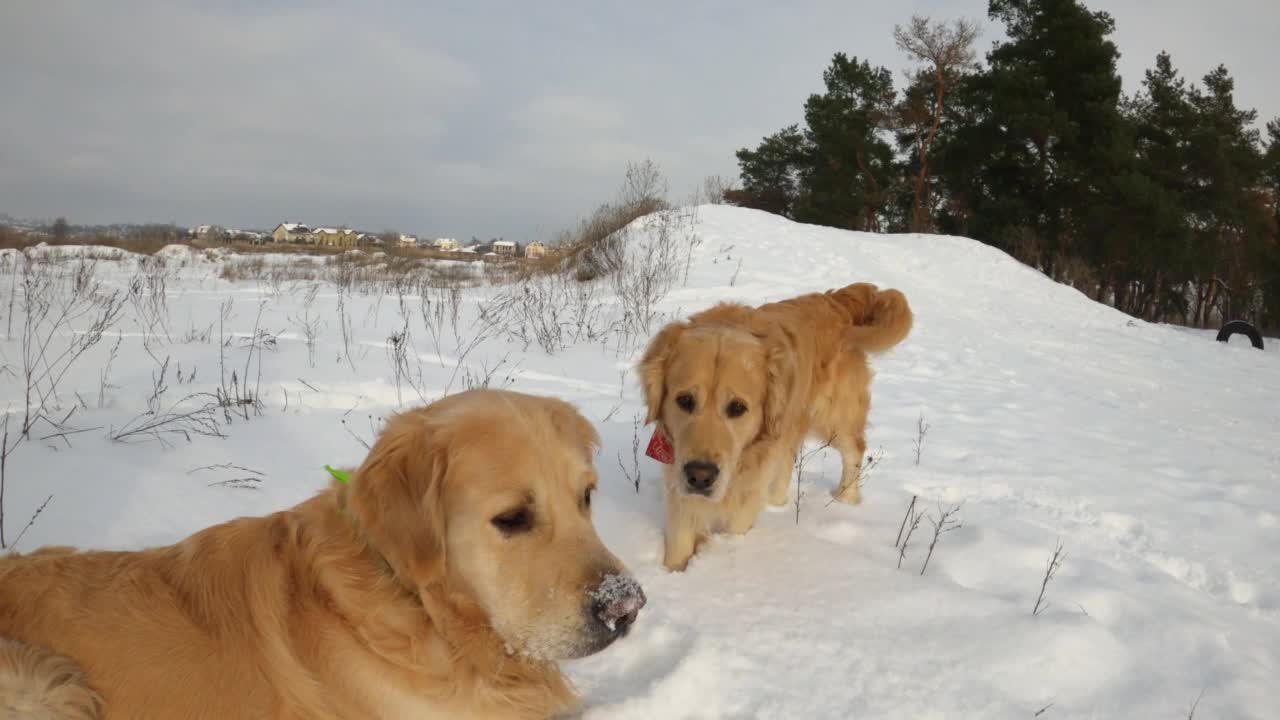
2,206,1278,718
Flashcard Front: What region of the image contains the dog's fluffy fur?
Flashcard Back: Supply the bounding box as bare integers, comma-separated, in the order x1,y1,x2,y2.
639,282,913,570
0,389,644,719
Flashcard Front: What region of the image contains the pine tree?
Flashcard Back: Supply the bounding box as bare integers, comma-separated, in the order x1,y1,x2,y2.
957,0,1128,275
1259,120,1280,330
730,125,810,218
927,72,998,240
1112,52,1197,318
796,54,897,231
1183,65,1266,325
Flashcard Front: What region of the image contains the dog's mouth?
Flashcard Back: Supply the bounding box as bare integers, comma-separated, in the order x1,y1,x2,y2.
675,467,731,501
678,482,722,499
676,458,729,500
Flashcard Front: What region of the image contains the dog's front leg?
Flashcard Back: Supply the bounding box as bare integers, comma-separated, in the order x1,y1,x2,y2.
766,445,800,506
832,442,864,504
662,474,702,572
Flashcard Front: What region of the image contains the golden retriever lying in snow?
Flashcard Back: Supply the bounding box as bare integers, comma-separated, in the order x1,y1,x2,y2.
639,283,912,571
0,389,645,720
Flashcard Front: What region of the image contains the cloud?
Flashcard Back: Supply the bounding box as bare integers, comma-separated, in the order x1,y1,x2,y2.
517,95,627,135
0,1,478,228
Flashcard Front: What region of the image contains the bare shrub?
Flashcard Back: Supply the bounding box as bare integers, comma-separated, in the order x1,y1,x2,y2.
793,436,835,524
336,291,356,372
913,412,931,466
919,502,963,575
419,275,470,362
109,348,224,447
9,493,53,551
128,255,173,348
896,496,926,569
98,335,122,408
190,463,265,490
611,205,698,344
288,284,323,368
15,260,128,434
556,160,672,282
461,352,518,392
617,413,644,494
1,257,126,547
386,289,426,406
1186,688,1206,719
894,494,919,548
439,306,506,398
110,394,224,447
220,256,270,283
484,271,619,355
700,174,738,204
215,299,269,420
1033,538,1067,616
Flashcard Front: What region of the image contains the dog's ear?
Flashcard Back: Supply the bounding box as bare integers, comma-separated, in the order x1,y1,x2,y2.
760,326,798,440
543,397,601,460
348,410,448,591
638,321,688,425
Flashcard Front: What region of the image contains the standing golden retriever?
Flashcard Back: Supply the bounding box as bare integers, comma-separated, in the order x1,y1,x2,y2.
0,389,645,719
639,283,912,571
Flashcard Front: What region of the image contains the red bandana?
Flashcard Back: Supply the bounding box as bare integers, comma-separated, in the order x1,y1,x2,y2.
644,426,675,465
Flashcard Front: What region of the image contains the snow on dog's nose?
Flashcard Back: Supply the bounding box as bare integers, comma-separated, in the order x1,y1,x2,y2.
590,574,646,635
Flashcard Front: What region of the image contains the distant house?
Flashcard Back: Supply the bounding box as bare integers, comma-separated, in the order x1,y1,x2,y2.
492,240,517,257
231,230,266,245
357,233,381,247
525,241,547,259
433,238,459,252
272,223,312,243
313,227,359,248
192,224,229,241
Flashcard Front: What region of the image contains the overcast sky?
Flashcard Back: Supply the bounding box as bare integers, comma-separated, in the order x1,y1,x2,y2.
2,1,1276,240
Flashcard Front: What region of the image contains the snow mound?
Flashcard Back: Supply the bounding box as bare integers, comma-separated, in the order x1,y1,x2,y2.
156,244,199,261
670,205,1131,333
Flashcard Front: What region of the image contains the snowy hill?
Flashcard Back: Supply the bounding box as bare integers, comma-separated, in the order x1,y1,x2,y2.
2,206,1278,718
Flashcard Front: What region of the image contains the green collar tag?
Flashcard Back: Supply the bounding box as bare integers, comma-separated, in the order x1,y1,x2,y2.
325,465,353,485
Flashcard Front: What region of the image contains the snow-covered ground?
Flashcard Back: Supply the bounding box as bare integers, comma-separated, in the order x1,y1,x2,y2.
2,206,1277,718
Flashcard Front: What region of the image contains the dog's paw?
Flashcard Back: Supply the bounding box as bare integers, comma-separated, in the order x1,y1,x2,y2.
662,558,689,573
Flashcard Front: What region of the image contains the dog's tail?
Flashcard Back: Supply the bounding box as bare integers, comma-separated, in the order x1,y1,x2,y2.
829,283,913,353
0,639,101,719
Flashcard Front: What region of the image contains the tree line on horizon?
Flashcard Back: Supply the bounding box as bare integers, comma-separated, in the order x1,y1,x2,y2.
726,0,1280,334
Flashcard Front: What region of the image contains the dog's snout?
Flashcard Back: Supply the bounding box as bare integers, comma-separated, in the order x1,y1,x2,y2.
683,461,720,495
590,574,646,636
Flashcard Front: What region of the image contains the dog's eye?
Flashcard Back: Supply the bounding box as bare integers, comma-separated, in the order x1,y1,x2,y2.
491,508,533,535
727,400,748,418
675,393,696,412
583,487,594,509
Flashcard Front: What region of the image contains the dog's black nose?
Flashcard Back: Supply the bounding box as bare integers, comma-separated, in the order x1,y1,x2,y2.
683,461,720,494
591,575,646,636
